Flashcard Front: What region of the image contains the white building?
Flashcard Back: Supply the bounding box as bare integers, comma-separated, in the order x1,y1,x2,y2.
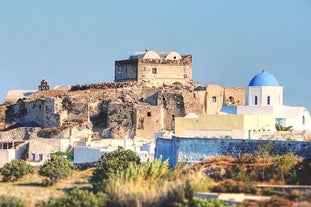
222,70,311,131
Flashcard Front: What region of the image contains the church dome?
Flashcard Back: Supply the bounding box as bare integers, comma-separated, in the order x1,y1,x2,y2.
248,70,279,86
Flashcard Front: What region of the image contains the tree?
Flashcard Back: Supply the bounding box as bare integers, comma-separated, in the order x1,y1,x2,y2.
255,141,274,181
39,154,76,186
272,152,300,184
90,148,140,192
0,159,33,182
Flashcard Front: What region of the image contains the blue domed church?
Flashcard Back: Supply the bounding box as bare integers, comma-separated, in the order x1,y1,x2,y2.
229,70,311,131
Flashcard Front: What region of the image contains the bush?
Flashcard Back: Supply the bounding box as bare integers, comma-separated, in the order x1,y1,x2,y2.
0,159,33,182
239,153,254,163
51,151,73,160
240,196,293,207
0,195,28,207
104,159,172,206
173,198,228,207
39,154,76,185
211,180,258,194
191,173,214,193
35,188,110,207
270,152,300,184
90,149,140,192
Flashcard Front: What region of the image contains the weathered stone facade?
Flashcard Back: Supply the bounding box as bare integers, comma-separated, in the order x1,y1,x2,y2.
223,87,245,106
6,98,61,128
205,84,245,114
115,53,192,85
5,81,244,140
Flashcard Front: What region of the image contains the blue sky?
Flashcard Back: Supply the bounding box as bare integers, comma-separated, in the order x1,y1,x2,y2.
0,1,311,109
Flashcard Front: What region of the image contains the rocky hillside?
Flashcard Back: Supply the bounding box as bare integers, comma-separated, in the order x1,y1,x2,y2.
3,81,205,140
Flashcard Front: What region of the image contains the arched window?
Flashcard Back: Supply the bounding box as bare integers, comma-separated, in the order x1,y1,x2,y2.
302,116,305,125
228,96,235,104
267,96,271,105
254,96,258,105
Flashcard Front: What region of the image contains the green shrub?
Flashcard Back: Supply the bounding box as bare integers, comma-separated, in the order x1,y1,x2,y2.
39,154,76,185
270,152,300,184
35,188,110,207
90,149,140,192
0,195,28,207
173,198,228,207
191,173,214,193
0,159,33,182
104,159,172,206
103,158,208,207
51,151,73,160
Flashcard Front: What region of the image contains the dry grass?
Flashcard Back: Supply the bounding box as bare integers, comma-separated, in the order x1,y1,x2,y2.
0,168,94,207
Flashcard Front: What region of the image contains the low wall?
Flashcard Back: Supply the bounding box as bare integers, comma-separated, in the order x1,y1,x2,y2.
155,137,311,166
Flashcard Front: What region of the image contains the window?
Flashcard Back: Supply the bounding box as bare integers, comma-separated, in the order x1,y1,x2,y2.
32,153,36,161
228,96,235,104
147,112,151,117
302,116,305,125
152,68,157,74
212,96,217,103
39,154,43,161
267,96,271,105
172,114,175,121
254,96,258,105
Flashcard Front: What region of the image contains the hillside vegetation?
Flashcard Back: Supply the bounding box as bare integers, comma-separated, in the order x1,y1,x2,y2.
0,149,311,207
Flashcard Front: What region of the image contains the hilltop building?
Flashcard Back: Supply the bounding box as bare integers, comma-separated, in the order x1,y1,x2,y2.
38,79,50,91
115,50,192,85
4,79,51,103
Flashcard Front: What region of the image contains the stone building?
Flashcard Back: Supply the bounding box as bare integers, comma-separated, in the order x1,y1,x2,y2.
38,79,50,91
205,84,245,114
115,50,192,85
6,98,62,128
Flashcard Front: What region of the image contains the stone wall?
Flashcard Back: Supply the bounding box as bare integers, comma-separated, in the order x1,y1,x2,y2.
135,105,163,140
115,55,192,84
0,127,40,141
115,59,138,82
223,87,245,106
107,101,136,139
205,84,224,114
205,85,245,114
155,137,311,166
6,98,60,128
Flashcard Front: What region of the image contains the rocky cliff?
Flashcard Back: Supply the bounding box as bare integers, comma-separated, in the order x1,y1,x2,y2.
3,81,205,140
